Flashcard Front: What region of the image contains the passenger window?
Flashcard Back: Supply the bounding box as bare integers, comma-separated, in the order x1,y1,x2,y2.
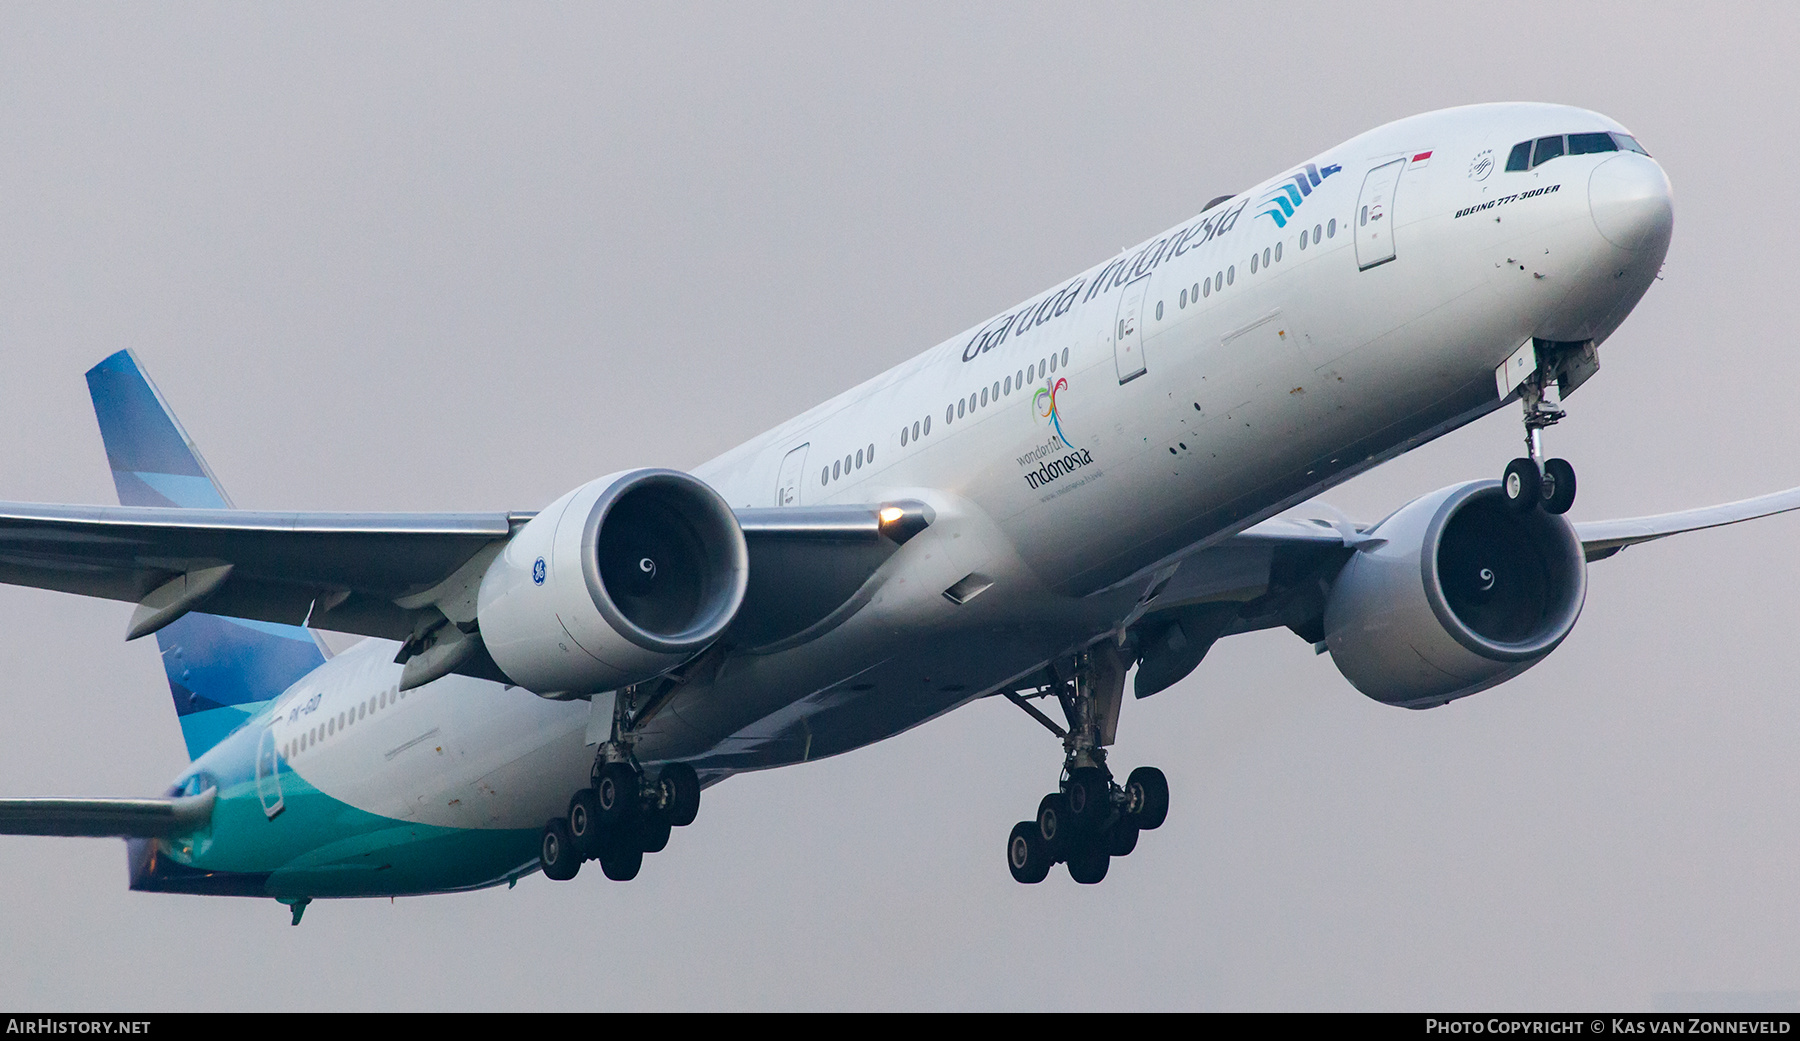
1048,354,1057,373
1505,141,1532,172
821,467,829,485
1155,301,1163,320
980,388,988,407
855,449,863,468
1214,269,1223,289
1250,253,1258,273
912,420,921,440
1532,135,1564,167
1567,132,1617,156
1191,282,1198,300
1203,276,1211,297
1360,206,1368,227
832,460,840,480
1274,242,1282,261
1326,219,1335,238
957,399,965,418
1313,224,1321,244
992,381,1000,400
922,416,930,435
1298,233,1307,251
867,443,874,463
1227,265,1235,285
901,427,909,447
1061,347,1068,366
1263,247,1271,266
1179,289,1186,308
945,405,953,424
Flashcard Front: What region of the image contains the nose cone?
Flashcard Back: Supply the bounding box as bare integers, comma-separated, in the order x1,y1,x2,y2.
1588,154,1673,252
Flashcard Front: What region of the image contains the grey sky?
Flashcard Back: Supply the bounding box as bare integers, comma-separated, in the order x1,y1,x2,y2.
1,2,1797,1011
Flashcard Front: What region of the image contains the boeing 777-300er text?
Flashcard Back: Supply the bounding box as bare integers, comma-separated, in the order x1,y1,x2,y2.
0,103,1785,920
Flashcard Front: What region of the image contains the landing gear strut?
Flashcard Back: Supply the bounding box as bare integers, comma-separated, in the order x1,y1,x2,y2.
1003,642,1170,885
540,684,703,883
1502,347,1578,516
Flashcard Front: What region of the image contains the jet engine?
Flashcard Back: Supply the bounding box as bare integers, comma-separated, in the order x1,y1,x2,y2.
1322,481,1587,708
477,469,748,696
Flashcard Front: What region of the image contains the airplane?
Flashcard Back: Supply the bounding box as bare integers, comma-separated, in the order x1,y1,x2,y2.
0,101,1789,921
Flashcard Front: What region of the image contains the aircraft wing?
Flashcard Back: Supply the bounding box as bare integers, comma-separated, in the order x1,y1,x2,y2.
0,789,213,838
0,500,916,650
1115,484,1800,698
1574,485,1800,560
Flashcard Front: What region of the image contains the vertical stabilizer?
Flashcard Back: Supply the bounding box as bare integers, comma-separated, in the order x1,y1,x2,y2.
85,351,325,760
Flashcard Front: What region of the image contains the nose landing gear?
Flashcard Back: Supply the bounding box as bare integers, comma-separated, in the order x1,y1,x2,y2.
1500,342,1582,516
1003,643,1170,885
539,684,703,883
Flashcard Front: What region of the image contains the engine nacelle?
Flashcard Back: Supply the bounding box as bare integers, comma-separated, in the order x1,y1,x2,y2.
1323,481,1587,709
477,469,748,696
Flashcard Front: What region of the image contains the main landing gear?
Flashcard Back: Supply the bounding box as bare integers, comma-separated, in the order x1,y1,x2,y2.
1003,642,1170,885
539,686,702,883
1501,351,1577,516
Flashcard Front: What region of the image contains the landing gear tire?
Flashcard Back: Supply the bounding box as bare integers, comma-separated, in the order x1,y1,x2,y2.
1503,457,1540,513
567,788,603,859
1063,766,1111,836
597,836,643,882
1067,844,1111,885
1125,766,1169,830
594,762,640,827
1007,821,1052,884
1036,793,1070,860
637,817,672,855
656,762,701,827
1108,819,1140,857
541,818,580,881
1541,457,1577,515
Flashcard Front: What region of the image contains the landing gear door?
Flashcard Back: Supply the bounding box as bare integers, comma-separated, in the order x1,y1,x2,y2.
775,443,810,507
1355,158,1405,270
255,725,284,820
1114,275,1150,383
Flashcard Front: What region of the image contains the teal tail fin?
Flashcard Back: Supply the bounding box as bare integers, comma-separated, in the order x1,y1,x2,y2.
85,350,326,760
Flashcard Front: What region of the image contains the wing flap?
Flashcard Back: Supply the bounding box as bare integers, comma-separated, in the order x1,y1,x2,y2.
0,790,214,838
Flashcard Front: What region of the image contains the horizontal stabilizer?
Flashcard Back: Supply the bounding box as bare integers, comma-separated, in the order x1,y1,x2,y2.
0,789,213,838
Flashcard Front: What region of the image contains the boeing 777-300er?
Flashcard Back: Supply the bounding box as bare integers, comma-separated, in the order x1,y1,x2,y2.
0,102,1786,920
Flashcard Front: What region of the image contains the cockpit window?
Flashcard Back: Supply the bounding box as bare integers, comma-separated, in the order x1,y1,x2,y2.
1505,131,1651,171
1567,132,1617,155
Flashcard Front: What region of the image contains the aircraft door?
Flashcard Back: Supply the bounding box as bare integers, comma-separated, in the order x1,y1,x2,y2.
255,725,284,820
775,443,810,507
1355,158,1405,270
1114,275,1150,383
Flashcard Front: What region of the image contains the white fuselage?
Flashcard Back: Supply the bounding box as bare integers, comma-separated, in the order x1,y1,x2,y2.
173,102,1673,894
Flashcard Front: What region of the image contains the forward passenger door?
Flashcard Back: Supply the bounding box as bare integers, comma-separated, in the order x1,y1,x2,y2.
1355,158,1405,270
